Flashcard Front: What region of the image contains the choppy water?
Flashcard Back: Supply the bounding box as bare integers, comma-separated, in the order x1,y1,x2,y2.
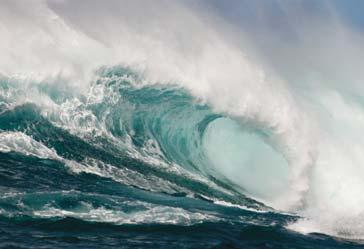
2,1,364,248
0,67,361,248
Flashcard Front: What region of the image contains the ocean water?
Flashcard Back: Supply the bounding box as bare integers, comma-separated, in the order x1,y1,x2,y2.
1,1,364,248
0,67,363,249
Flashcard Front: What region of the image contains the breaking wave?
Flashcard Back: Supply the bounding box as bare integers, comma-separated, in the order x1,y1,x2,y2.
1,1,364,247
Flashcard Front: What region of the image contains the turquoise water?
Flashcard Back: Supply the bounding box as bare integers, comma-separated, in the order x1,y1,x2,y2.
0,67,363,248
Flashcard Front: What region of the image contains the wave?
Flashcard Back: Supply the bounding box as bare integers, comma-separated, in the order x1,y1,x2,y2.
1,0,364,243
0,68,267,208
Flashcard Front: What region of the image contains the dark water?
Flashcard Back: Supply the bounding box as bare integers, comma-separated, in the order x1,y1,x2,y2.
0,68,363,249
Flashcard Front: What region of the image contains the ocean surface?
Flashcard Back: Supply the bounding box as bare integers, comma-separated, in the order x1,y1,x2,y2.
0,67,362,249
1,1,364,248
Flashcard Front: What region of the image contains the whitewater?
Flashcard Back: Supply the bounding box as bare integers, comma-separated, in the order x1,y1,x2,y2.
1,0,364,248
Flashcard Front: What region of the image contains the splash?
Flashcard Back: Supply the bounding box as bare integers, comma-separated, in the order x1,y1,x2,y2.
1,0,364,241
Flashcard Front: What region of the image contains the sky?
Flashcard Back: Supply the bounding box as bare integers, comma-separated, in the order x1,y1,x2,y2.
205,0,364,33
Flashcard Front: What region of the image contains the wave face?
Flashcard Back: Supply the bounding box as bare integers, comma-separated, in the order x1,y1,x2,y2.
1,0,364,248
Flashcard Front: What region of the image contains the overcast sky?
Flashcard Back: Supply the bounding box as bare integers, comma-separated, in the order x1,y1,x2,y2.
204,0,364,32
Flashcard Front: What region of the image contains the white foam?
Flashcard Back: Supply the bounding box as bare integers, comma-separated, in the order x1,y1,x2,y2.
213,199,268,213
33,204,218,225
74,158,191,195
0,132,59,159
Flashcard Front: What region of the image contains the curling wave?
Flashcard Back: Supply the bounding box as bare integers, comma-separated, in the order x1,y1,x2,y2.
2,1,364,247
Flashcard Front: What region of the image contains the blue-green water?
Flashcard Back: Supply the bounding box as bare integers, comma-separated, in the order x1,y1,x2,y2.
0,67,363,248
